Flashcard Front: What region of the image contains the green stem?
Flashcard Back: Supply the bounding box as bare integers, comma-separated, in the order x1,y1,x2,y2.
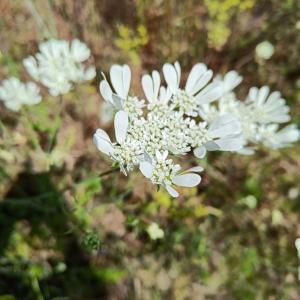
99,166,120,177
22,109,43,151
47,95,64,153
31,276,44,300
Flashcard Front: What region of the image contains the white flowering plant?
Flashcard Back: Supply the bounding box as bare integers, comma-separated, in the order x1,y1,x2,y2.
0,38,298,198
93,62,299,197
0,39,96,171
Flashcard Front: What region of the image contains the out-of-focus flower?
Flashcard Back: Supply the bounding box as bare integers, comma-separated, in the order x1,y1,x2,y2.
0,77,41,111
147,223,164,240
255,41,274,60
199,71,299,154
258,124,300,149
23,39,96,96
246,86,290,124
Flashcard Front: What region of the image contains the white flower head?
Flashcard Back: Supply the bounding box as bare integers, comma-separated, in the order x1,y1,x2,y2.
139,150,202,197
246,86,290,124
0,77,41,111
163,61,223,116
94,62,298,196
258,124,300,149
23,39,96,96
193,114,243,158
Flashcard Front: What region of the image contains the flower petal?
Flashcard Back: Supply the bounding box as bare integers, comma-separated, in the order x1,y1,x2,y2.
184,166,204,173
110,64,131,98
209,114,241,138
174,61,181,87
99,80,113,104
206,137,243,151
223,71,243,93
163,63,179,94
257,86,270,105
122,65,131,97
139,161,153,178
165,185,179,198
142,74,154,103
195,82,223,104
185,63,213,95
173,173,201,187
93,129,114,156
193,146,207,158
152,70,161,99
114,110,128,144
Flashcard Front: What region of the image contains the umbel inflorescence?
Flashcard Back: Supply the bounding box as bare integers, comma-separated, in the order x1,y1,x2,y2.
93,62,299,197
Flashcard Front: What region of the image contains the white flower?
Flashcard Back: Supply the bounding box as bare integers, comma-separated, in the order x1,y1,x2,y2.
147,223,164,240
199,77,298,154
0,77,41,111
255,41,274,60
139,150,202,197
193,114,243,158
93,110,144,173
99,64,144,117
163,61,222,116
23,39,95,96
93,62,298,196
246,86,290,124
258,124,300,149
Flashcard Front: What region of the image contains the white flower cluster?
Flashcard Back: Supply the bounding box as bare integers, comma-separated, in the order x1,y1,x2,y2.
0,77,41,111
23,39,96,96
94,62,244,197
1,39,95,112
200,71,300,153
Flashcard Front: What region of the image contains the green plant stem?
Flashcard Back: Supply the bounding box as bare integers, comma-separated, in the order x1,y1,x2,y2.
31,275,44,300
47,95,64,153
99,166,120,177
22,109,43,151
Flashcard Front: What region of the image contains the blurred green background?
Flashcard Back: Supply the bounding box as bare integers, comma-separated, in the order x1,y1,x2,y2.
0,0,300,299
